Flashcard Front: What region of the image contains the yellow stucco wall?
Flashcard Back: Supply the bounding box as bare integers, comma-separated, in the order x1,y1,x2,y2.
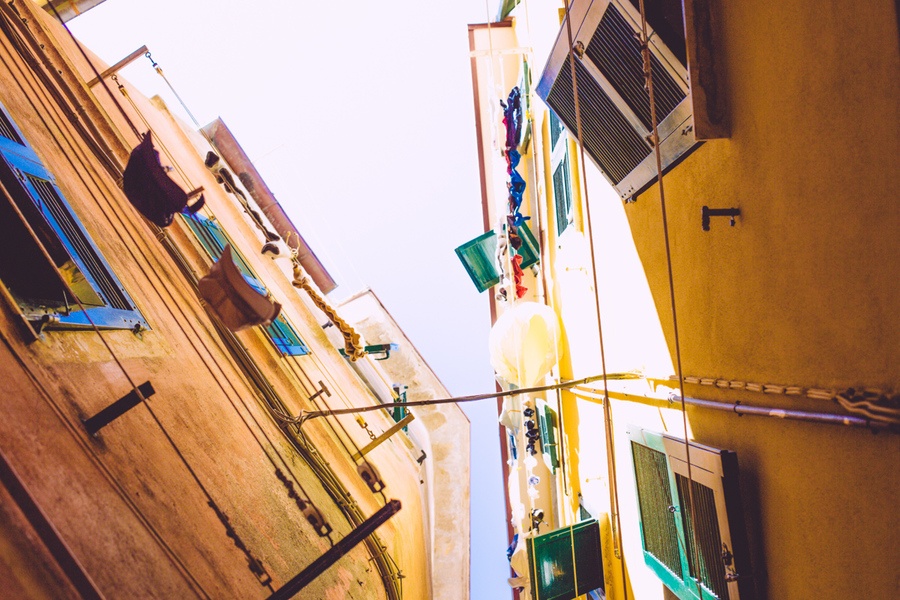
629,0,899,387
617,0,900,598
498,0,900,598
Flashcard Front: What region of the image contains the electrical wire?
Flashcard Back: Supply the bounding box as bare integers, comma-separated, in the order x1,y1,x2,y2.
560,2,627,579
12,6,402,593
634,0,702,595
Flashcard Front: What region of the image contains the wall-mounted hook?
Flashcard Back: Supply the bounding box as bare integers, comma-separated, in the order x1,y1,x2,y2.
702,206,741,231
308,381,331,403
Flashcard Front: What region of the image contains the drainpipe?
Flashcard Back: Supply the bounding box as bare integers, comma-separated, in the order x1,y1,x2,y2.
200,118,337,294
572,385,898,433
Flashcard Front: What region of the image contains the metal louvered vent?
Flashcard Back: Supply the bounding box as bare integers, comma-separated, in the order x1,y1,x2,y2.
632,441,682,576
585,4,686,131
0,111,23,145
537,0,699,200
547,55,651,184
28,176,131,311
677,474,730,600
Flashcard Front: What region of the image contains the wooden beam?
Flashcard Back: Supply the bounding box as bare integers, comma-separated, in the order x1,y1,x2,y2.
87,45,148,87
351,413,415,461
684,0,729,139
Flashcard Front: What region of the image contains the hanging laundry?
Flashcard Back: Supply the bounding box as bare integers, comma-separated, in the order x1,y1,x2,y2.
123,131,204,227
205,152,279,242
507,223,523,251
198,244,281,331
501,86,523,151
512,254,528,299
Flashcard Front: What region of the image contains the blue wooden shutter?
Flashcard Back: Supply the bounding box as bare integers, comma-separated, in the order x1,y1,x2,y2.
181,213,309,356
0,104,146,330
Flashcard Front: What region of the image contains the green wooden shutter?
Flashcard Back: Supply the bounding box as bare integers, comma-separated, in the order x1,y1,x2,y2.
455,223,541,294
538,402,559,471
455,231,501,293
629,428,753,600
516,222,541,270
527,519,604,600
553,152,573,236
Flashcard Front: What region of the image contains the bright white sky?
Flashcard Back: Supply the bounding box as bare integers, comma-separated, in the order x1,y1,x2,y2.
71,1,511,597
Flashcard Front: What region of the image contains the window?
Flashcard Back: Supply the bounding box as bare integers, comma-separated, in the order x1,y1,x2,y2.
549,110,574,236
454,222,540,293
181,212,309,356
0,104,147,331
536,0,699,201
628,427,754,600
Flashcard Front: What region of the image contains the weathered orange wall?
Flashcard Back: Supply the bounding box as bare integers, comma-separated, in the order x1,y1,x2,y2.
0,3,425,598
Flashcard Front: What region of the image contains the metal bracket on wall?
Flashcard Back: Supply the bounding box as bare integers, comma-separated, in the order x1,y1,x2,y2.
308,380,330,403
701,206,741,231
82,381,155,436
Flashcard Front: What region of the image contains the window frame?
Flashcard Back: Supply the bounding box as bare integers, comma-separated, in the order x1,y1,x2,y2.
0,103,147,332
180,212,309,357
549,110,574,236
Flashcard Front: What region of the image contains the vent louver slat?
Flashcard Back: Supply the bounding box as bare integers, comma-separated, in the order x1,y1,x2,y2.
547,56,650,184
632,442,682,576
677,475,730,600
29,176,131,311
0,110,23,145
585,4,686,131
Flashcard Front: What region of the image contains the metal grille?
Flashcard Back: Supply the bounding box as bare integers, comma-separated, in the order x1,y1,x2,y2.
27,175,131,311
632,442,682,576
585,3,686,132
677,474,730,600
0,110,23,145
547,55,650,184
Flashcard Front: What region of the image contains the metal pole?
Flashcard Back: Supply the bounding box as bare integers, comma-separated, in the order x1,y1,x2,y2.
86,45,149,86
268,500,402,600
572,385,896,433
0,447,104,599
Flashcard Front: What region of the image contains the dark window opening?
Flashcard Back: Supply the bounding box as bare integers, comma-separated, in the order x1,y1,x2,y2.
626,0,687,68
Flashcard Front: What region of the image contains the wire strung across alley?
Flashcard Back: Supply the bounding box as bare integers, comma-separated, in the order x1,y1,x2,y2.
632,1,704,596
560,3,628,586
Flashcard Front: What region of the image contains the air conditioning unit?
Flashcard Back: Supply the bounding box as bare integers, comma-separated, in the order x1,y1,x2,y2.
536,0,699,201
